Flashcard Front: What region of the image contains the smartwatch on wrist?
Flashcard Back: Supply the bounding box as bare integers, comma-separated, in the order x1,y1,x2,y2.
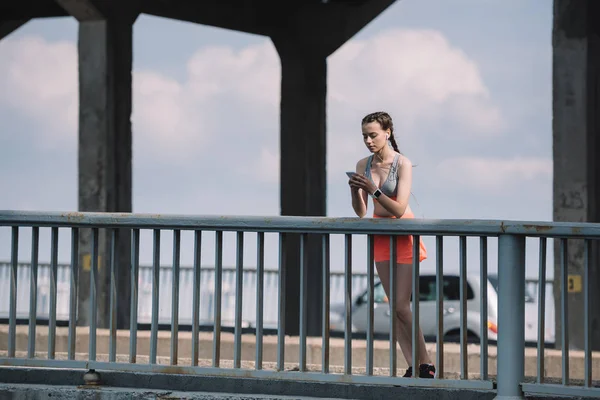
370,188,382,199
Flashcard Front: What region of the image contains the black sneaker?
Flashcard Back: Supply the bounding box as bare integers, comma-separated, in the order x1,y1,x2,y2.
402,364,436,378
419,363,436,379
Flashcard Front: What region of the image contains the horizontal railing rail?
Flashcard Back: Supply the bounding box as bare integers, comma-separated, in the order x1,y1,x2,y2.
0,210,597,399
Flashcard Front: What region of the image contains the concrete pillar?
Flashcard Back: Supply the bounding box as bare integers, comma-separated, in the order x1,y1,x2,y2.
0,19,28,40
273,39,327,336
553,0,600,351
76,16,135,329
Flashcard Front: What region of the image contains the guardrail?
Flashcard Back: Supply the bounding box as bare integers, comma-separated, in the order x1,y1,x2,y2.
0,210,597,399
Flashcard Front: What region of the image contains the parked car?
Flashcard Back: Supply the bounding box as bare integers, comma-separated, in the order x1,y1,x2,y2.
329,273,499,343
488,273,555,345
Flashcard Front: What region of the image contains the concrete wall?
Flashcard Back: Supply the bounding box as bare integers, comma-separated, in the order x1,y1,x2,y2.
1,324,599,381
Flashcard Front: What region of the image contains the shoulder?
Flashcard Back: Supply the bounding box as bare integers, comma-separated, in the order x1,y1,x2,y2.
356,156,370,173
398,154,412,169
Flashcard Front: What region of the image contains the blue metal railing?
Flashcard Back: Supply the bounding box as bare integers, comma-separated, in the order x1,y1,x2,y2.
0,210,598,399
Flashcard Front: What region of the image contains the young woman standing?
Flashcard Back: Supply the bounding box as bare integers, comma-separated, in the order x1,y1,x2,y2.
348,111,435,378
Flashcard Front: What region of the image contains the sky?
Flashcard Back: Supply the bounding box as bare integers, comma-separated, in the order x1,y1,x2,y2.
0,0,554,279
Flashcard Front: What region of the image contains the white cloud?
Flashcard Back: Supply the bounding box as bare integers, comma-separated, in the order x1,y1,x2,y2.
0,27,508,191
0,36,280,163
237,147,279,184
436,156,552,192
0,36,78,147
328,28,503,136
325,28,505,177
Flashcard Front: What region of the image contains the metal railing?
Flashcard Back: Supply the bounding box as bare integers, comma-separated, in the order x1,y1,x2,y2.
0,210,598,399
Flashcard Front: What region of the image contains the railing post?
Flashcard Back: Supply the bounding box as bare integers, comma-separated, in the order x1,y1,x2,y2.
495,234,526,400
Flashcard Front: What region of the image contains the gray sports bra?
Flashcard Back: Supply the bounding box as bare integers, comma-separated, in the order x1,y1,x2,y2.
364,154,401,197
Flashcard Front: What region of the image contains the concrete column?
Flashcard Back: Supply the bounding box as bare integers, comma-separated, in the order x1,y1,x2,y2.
553,0,600,351
0,20,28,40
77,17,134,330
274,41,327,336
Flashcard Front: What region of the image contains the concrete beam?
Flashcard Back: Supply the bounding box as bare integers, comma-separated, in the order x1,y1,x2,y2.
142,0,272,37
553,0,600,352
323,0,396,54
142,0,394,44
77,18,133,330
0,19,29,41
54,0,104,21
0,1,67,20
271,0,396,57
55,0,141,22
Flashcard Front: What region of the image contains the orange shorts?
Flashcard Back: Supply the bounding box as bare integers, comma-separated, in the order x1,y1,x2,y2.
372,212,427,264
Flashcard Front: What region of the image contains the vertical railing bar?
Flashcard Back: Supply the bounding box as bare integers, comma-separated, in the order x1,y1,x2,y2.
171,229,181,366
537,237,547,384
27,226,40,359
149,229,161,364
129,228,140,364
459,235,468,380
411,235,420,377
213,230,223,368
108,229,118,362
68,228,79,360
479,236,488,380
299,233,308,372
366,234,375,376
255,232,265,370
435,235,444,379
48,226,59,360
89,227,99,361
344,233,352,375
496,234,526,399
233,231,244,369
322,234,330,374
584,238,591,387
191,230,202,367
277,233,286,371
8,226,19,358
560,238,569,385
389,235,397,377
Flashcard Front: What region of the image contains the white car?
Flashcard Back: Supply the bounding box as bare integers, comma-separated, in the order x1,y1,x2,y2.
330,273,499,343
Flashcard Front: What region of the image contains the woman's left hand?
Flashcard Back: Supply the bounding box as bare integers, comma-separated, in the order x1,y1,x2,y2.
348,173,378,195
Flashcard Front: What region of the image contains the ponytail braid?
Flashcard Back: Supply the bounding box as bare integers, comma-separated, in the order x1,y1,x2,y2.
388,130,400,154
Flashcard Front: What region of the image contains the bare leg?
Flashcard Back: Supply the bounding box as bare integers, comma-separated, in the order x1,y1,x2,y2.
375,261,432,367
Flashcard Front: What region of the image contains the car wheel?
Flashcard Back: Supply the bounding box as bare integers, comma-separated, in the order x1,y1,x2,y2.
443,329,480,344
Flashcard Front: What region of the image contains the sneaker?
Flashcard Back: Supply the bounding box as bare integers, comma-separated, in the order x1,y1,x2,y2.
402,364,436,378
419,363,436,379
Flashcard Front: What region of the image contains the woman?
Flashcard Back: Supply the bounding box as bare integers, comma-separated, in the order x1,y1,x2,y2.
348,111,435,379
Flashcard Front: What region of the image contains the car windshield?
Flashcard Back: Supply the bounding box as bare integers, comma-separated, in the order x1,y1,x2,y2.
359,276,474,304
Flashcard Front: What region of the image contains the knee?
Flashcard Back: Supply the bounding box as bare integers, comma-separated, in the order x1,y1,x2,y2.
395,306,412,323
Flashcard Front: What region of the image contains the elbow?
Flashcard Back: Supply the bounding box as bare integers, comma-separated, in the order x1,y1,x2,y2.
354,209,366,218
393,206,407,219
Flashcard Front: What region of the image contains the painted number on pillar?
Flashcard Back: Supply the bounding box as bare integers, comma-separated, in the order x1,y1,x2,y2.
82,254,102,271
567,274,582,293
